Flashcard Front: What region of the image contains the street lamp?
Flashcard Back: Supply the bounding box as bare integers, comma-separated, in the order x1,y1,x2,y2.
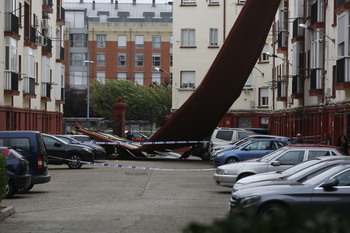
298,23,335,44
265,52,292,66
154,67,172,84
83,60,94,123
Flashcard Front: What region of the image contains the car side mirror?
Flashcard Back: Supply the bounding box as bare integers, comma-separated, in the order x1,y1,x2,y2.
320,178,339,191
271,161,281,166
54,142,62,147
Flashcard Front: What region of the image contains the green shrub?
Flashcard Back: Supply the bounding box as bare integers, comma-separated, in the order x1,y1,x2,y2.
0,154,8,204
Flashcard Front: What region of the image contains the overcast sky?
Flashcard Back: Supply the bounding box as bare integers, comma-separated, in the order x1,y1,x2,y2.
64,0,172,3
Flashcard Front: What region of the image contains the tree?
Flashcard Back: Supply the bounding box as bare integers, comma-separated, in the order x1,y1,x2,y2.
89,80,172,127
63,88,88,117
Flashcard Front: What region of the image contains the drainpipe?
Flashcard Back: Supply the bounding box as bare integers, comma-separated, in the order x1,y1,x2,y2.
92,1,95,10
115,0,118,9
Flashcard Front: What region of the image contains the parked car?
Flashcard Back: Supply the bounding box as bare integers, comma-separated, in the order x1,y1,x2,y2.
214,144,344,187
229,163,350,216
55,135,106,159
42,134,94,169
234,155,348,190
0,131,51,193
213,139,290,166
210,134,290,160
1,147,31,198
233,156,350,191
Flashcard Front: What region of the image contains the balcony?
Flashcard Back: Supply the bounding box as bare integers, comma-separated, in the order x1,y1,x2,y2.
309,69,323,96
24,26,37,48
23,77,36,97
42,38,52,56
41,82,51,101
4,13,19,36
56,46,65,62
335,0,350,14
277,81,287,101
57,7,65,25
310,0,324,26
291,75,303,99
56,88,65,104
4,71,19,95
277,31,287,51
292,18,304,39
43,0,53,14
335,57,350,89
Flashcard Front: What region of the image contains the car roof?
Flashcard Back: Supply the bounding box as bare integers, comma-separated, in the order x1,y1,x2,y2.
285,144,341,149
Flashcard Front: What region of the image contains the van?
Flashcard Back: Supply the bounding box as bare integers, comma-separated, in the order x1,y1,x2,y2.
0,131,51,192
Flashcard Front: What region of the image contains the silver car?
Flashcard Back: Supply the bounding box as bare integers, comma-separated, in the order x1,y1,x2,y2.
213,144,344,187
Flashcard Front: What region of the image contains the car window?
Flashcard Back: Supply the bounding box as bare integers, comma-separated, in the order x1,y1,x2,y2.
72,136,91,142
215,131,233,141
246,141,270,150
271,141,287,150
292,165,337,182
334,169,350,186
9,138,31,155
43,136,59,146
307,150,331,159
276,150,305,165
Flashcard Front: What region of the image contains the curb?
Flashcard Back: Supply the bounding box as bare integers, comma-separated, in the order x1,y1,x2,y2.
0,206,15,221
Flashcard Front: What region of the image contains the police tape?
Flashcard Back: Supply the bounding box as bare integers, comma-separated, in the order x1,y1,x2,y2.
48,156,216,171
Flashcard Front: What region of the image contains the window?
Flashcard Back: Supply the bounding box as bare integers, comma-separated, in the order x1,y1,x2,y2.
118,35,127,48
99,14,107,22
260,43,269,62
152,54,161,67
246,141,271,150
118,54,126,66
97,72,105,84
333,170,350,186
152,36,161,49
181,71,195,88
70,53,87,67
135,54,144,66
96,34,106,48
135,72,144,85
135,35,144,48
182,0,196,5
259,88,268,106
170,53,173,66
170,36,173,48
209,0,219,5
117,72,127,81
70,71,87,86
238,0,246,4
70,34,87,47
152,72,161,84
65,11,85,28
209,28,218,46
277,151,305,165
5,37,18,72
181,29,196,47
308,150,331,159
97,53,105,66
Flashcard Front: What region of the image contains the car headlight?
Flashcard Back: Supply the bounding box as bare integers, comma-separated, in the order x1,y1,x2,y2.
238,195,261,208
217,152,224,157
83,147,92,153
216,168,229,175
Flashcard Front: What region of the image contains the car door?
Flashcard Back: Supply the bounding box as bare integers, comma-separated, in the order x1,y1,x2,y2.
306,150,331,160
239,141,272,161
311,169,350,214
42,136,66,162
267,150,306,172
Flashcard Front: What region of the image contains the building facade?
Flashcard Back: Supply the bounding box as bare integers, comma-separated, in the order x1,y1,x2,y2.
64,0,173,91
173,0,350,144
0,0,66,133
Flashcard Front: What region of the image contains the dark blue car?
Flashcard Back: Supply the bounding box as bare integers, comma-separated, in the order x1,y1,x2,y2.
214,139,290,166
1,147,32,198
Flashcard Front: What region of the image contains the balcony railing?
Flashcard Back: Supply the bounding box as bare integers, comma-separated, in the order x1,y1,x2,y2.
42,38,52,54
23,77,36,95
292,18,304,38
4,13,19,34
41,82,51,98
26,26,37,44
278,31,287,49
4,71,19,91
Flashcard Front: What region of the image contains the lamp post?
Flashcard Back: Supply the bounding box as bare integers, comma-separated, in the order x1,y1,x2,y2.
298,23,335,44
154,67,172,85
83,60,94,124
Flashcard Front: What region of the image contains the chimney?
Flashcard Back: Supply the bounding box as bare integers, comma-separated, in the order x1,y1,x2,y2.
152,0,155,7
133,0,136,5
115,0,118,9
92,0,96,10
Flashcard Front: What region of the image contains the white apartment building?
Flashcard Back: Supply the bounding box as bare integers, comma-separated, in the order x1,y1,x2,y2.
173,0,350,144
0,0,66,133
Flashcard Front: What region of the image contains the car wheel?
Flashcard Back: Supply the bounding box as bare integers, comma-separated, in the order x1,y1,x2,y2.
17,184,34,194
225,157,239,164
68,154,83,169
259,203,287,217
4,180,17,198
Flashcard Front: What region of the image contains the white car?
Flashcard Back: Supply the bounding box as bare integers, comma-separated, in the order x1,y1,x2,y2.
213,144,345,187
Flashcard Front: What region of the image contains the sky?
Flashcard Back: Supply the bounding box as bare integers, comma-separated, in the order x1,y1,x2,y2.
64,0,172,3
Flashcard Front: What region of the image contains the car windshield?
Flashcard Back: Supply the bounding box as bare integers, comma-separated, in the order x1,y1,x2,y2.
58,137,78,143
278,159,321,176
259,147,287,162
302,165,348,185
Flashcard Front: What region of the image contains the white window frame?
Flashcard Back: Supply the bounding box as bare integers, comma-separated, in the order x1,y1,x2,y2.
97,53,106,67
117,72,127,81
152,54,161,67
152,72,161,85
182,0,196,5
135,54,144,67
96,34,106,48
209,28,218,46
97,72,105,84
4,37,18,72
181,28,196,47
152,35,161,49
181,71,195,89
209,0,219,4
135,72,144,85
259,88,269,106
118,35,127,48
118,53,126,66
135,35,144,48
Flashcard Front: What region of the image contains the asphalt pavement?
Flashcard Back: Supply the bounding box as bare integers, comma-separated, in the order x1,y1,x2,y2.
0,157,230,233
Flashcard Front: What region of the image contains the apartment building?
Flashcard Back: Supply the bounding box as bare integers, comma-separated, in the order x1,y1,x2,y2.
172,0,273,130
0,0,66,133
173,0,350,144
64,0,173,91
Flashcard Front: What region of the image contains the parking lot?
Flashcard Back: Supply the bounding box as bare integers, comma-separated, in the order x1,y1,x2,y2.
1,157,229,233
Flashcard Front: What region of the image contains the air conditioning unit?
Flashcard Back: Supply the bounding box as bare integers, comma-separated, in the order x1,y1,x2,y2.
42,19,49,29
36,36,47,46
